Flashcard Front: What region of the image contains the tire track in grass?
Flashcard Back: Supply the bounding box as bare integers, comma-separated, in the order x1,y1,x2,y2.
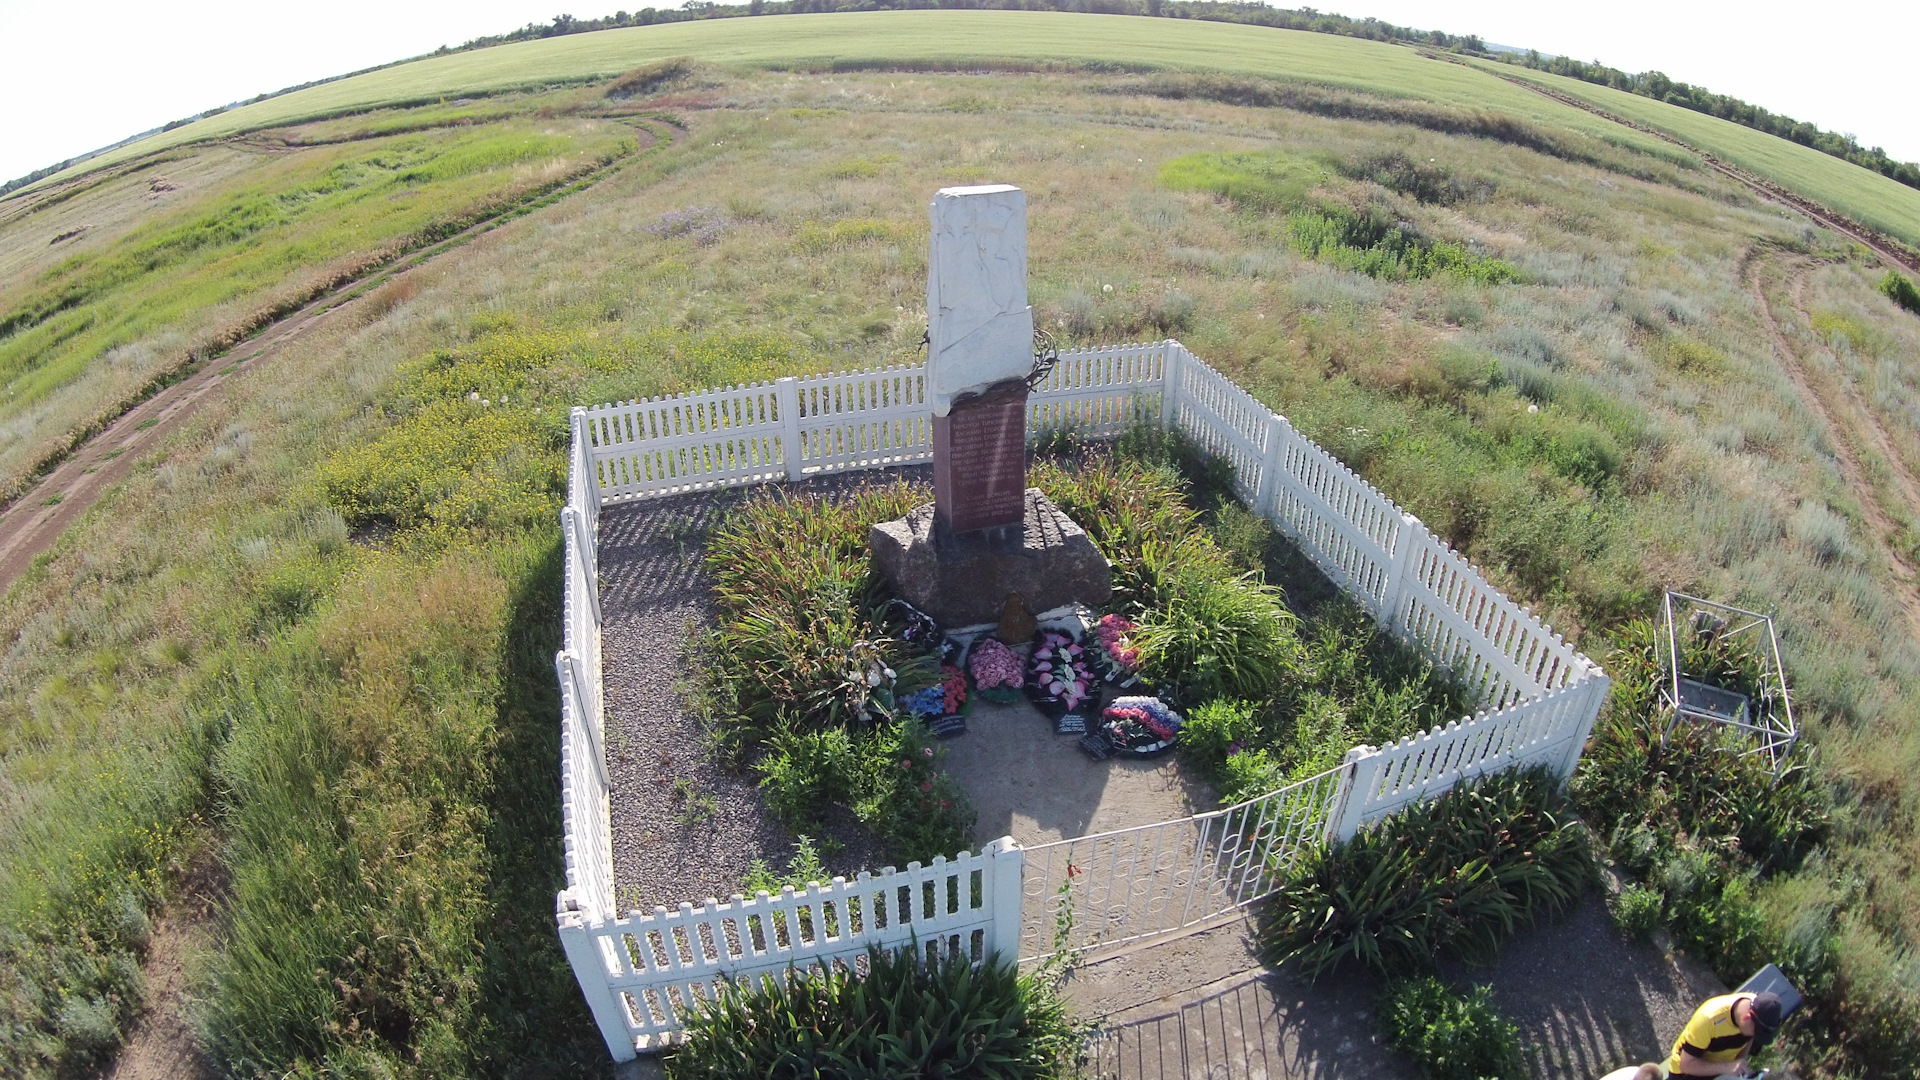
59,111,682,1080
1744,249,1920,641
1429,51,1920,276
0,116,677,595
1786,267,1920,538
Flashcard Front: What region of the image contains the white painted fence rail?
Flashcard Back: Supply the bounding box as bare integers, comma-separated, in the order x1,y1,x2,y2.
559,840,1022,1053
556,340,1608,1060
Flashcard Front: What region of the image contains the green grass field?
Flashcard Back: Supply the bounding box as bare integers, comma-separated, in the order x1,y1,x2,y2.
29,10,1915,248
1478,60,1920,247
4,22,1920,1080
23,12,1684,182
0,116,638,500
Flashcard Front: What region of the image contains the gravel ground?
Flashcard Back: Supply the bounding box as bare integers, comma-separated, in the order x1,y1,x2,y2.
1452,880,1730,1079
598,466,930,914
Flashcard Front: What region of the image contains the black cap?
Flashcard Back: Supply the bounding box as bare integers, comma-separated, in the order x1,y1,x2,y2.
1750,992,1784,1034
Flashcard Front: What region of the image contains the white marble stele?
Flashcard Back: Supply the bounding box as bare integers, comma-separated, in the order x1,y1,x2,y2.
926,184,1036,417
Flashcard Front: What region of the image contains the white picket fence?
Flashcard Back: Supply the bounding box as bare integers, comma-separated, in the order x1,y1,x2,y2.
559,840,1023,1052
554,340,1608,1060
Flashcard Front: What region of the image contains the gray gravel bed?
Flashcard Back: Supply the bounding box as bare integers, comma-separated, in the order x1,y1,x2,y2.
598,466,931,914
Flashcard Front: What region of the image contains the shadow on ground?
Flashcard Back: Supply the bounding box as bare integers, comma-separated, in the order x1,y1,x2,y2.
1061,889,1723,1079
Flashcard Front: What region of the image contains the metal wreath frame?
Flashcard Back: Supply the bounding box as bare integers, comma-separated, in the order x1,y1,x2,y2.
1660,590,1798,777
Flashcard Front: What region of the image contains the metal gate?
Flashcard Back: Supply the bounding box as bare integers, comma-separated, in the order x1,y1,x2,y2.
1018,764,1348,962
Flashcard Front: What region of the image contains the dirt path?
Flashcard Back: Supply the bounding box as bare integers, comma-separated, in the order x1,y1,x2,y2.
1743,249,1920,640
0,118,674,594
99,839,227,1080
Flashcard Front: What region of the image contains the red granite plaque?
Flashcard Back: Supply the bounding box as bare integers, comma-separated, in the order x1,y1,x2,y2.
933,379,1028,535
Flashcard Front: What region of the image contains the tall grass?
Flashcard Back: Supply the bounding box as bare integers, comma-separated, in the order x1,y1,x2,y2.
665,945,1080,1079
3,62,1920,1077
1261,767,1595,978
0,117,635,502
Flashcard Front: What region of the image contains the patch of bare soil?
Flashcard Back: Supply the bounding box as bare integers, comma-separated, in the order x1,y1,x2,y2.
1743,249,1920,641
98,840,227,1080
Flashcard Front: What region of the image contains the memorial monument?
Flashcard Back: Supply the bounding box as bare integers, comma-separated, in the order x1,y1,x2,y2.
870,185,1111,628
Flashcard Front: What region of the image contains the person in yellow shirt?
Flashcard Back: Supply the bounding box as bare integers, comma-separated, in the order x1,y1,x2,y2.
1666,991,1783,1077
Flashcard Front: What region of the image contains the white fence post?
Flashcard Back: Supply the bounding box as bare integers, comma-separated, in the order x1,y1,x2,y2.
1331,745,1382,842
557,911,636,1062
1557,670,1612,781
1159,342,1185,427
563,508,602,630
986,836,1024,963
1380,512,1422,635
557,652,610,790
1254,413,1287,515
777,376,803,481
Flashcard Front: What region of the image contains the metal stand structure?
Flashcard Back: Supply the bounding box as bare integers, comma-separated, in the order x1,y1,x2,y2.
1660,590,1798,777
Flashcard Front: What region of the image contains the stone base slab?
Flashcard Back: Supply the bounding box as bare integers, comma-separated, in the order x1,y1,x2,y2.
869,489,1112,628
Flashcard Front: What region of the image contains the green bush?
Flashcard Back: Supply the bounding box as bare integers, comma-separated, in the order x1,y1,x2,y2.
1881,270,1920,315
707,484,933,734
1287,206,1520,284
1179,699,1261,770
757,727,858,827
1133,564,1299,703
666,946,1080,1079
1608,884,1665,941
743,836,832,897
851,718,976,866
1658,855,1769,980
1262,767,1594,978
1169,598,1469,800
1377,976,1526,1080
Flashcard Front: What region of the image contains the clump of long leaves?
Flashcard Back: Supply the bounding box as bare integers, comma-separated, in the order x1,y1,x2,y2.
1262,766,1595,978
666,946,1080,1079
1574,618,1826,876
1571,618,1827,990
1030,455,1202,613
1377,976,1526,1080
706,483,934,734
1034,453,1300,704
1132,560,1300,703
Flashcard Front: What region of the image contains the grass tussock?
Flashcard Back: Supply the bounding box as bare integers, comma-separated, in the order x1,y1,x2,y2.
1262,767,1595,979
665,945,1080,1079
4,64,1920,1078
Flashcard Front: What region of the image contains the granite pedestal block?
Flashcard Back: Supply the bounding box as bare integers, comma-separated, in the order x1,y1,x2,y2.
870,489,1112,628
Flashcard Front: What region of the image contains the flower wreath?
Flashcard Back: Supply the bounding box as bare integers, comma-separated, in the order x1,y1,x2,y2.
902,664,969,717
1091,613,1143,687
1099,696,1185,755
967,638,1025,704
1026,629,1098,718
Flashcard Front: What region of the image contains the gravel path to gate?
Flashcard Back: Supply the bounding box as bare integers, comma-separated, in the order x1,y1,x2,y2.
598,466,929,914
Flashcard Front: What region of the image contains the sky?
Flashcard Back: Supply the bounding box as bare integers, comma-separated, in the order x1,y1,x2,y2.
1,0,1915,185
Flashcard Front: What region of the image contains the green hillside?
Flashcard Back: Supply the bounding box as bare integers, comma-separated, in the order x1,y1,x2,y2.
26,12,1684,182
1479,59,1920,247
4,15,1920,1080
